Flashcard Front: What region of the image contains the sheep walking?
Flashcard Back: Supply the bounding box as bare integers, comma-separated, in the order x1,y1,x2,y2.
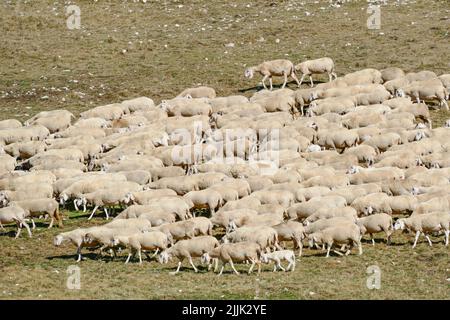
244,59,301,90
260,250,296,272
295,57,337,87
0,206,32,238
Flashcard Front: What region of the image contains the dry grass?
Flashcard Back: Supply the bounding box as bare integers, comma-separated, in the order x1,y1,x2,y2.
0,0,449,299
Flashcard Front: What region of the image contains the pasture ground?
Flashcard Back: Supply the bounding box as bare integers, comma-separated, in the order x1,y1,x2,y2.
0,0,449,299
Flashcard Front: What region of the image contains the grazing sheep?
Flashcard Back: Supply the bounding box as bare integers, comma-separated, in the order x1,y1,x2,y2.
304,207,358,225
272,221,305,257
0,206,32,238
184,189,224,214
223,226,280,252
244,59,300,90
380,67,405,82
159,236,220,274
260,250,296,272
295,57,337,87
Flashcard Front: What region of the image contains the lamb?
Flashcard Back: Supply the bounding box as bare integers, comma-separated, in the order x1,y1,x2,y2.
203,242,262,275
176,86,216,99
9,199,62,229
114,231,170,264
272,221,305,257
308,223,363,257
184,189,224,214
356,213,393,245
295,57,337,87
158,236,220,274
394,212,449,248
244,59,301,90
260,250,296,272
0,206,32,238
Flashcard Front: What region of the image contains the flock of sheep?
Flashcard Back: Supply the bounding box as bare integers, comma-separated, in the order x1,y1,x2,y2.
1,57,450,275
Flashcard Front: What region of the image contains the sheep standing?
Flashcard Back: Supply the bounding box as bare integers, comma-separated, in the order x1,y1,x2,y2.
260,250,296,272
244,59,301,90
0,206,32,238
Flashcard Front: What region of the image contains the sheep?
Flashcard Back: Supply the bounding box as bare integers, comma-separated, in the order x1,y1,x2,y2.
0,119,22,130
119,200,191,221
362,132,402,153
115,206,177,226
184,189,224,214
9,199,62,229
380,67,405,82
155,219,201,243
120,96,155,112
2,141,47,159
159,236,220,274
347,166,404,184
295,186,331,202
249,190,295,208
351,192,392,215
223,226,280,252
114,231,170,264
208,96,249,113
315,129,359,151
176,86,216,99
405,71,437,82
304,207,358,225
344,145,377,166
287,195,347,220
308,223,363,257
244,59,300,90
341,69,383,86
386,195,418,214
84,227,141,258
0,188,53,206
79,103,125,120
210,208,258,229
212,179,251,198
26,113,73,133
357,213,393,245
147,176,199,195
160,98,212,117
272,221,305,257
397,79,449,110
228,214,284,232
0,206,32,238
394,212,449,248
103,218,152,232
261,249,296,272
203,242,262,275
412,197,450,215
53,227,101,262
124,189,177,205
295,57,337,87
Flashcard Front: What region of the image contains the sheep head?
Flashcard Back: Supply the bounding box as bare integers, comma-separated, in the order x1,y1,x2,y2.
244,68,254,79
394,219,406,231
158,251,171,264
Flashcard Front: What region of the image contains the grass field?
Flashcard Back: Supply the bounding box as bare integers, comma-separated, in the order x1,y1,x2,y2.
0,0,449,300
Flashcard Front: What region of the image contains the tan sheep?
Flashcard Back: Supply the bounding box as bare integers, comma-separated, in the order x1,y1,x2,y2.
244,59,301,90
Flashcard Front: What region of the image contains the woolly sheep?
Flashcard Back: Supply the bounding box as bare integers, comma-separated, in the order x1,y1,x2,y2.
295,57,337,87
244,59,301,90
0,206,32,238
260,249,296,272
357,213,393,245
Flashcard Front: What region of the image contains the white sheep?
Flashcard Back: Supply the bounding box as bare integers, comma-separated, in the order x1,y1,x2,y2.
244,59,301,90
0,206,32,238
260,250,296,272
295,57,337,87
357,213,393,246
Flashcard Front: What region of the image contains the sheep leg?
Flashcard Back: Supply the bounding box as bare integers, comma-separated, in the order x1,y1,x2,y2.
291,71,301,87
213,258,219,273
48,217,54,229
370,234,375,246
31,219,36,230
188,256,198,273
170,261,182,275
299,74,305,86
333,250,344,256
151,248,159,258
83,202,86,213
0,222,4,231
332,72,337,80
76,247,82,262
277,259,285,272
138,249,143,264
412,230,421,248
229,260,240,275
282,73,288,89
328,73,332,82
88,205,99,220
73,200,79,211
269,77,273,91
261,75,268,90
218,263,225,276
125,252,134,264
15,222,22,239
325,244,332,257
104,208,109,220
424,234,433,247
248,259,256,274
443,230,449,246
309,75,314,87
